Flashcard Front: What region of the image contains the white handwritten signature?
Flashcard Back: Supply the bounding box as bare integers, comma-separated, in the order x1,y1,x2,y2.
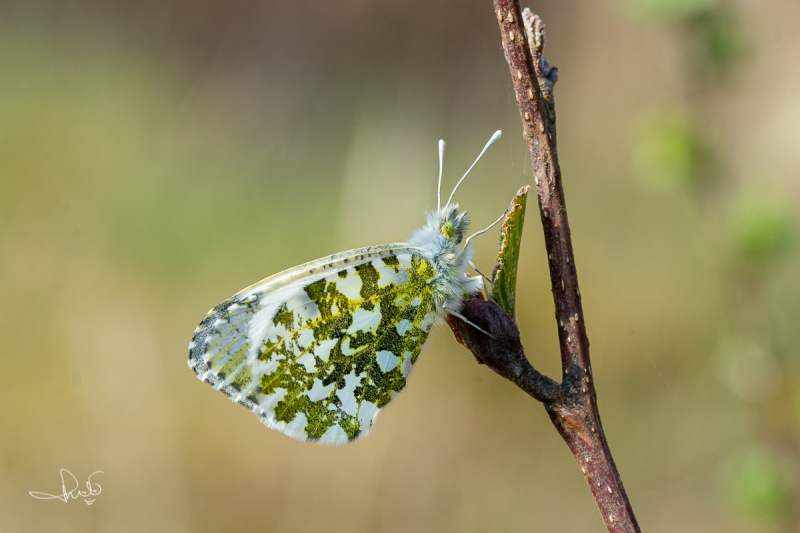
29,469,104,505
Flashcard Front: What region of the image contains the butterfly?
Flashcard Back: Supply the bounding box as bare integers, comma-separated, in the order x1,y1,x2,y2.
188,130,504,444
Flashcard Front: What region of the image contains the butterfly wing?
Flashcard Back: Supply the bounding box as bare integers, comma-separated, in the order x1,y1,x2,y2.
188,244,439,444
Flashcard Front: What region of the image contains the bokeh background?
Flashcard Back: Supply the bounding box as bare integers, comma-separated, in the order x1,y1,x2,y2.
1,0,799,531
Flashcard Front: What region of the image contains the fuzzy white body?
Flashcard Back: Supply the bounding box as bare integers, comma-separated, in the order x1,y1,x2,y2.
405,203,484,320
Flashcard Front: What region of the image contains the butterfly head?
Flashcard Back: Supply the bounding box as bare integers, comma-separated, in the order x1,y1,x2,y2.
405,203,471,259
437,203,469,245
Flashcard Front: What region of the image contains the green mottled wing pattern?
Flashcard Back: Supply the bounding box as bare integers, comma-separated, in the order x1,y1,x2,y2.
188,246,438,444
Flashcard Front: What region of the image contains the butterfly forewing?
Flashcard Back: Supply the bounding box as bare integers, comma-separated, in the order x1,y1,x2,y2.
189,246,438,444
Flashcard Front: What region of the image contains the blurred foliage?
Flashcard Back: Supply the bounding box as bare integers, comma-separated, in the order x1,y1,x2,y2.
714,335,779,403
721,445,797,524
627,0,799,529
0,0,799,531
686,6,749,82
624,0,717,21
729,192,795,263
632,108,711,191
624,0,748,81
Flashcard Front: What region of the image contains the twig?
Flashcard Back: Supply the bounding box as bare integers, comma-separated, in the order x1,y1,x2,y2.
447,3,642,531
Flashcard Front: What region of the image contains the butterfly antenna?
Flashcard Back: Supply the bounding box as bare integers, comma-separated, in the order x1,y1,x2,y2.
445,130,502,208
462,208,508,252
437,139,445,210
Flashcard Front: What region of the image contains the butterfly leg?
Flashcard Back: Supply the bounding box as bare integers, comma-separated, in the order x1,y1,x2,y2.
468,261,493,296
444,306,496,339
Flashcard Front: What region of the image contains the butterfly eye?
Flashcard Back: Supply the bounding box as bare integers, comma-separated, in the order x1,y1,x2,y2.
441,221,455,238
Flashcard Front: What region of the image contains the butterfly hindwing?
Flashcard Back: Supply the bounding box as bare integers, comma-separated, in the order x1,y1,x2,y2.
189,245,438,444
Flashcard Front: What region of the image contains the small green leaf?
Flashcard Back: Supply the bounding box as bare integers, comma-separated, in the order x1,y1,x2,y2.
491,186,530,319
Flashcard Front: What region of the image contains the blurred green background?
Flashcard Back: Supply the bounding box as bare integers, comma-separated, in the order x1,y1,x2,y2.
1,0,799,531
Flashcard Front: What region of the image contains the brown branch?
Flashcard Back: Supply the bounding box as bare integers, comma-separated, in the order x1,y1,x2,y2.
448,299,558,404
448,3,642,531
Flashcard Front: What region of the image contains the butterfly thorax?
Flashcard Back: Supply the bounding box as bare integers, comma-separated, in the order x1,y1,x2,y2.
405,203,482,318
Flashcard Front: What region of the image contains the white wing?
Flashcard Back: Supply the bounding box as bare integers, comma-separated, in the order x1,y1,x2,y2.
188,244,440,444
